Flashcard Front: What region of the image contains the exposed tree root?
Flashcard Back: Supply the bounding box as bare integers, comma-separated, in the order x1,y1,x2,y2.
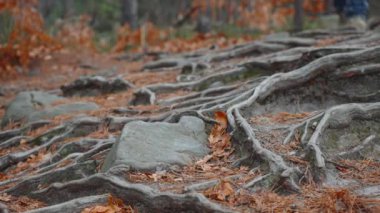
0,126,72,171
306,103,380,171
27,194,108,213
1,29,380,211
5,161,98,196
283,112,324,145
0,120,50,142
337,135,379,159
28,174,233,213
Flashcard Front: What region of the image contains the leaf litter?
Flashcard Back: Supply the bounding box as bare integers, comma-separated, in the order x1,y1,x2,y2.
81,194,135,213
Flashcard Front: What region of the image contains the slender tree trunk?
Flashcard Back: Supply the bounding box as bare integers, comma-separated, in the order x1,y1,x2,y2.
294,0,304,32
63,0,75,19
39,0,53,19
325,0,335,14
121,0,138,29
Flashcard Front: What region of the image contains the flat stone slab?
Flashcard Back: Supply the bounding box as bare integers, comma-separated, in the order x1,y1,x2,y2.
1,91,99,126
101,116,209,171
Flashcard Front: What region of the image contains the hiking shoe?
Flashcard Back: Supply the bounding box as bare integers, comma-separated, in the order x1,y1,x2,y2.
347,16,367,31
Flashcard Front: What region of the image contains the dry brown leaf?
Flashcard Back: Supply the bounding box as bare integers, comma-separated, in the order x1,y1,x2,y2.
0,194,45,212
251,112,313,125
0,193,12,202
81,194,134,213
208,111,232,160
214,111,228,129
204,179,235,201
303,187,380,212
0,173,9,182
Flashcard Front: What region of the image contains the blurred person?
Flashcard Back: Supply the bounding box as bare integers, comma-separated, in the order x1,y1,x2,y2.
334,0,368,30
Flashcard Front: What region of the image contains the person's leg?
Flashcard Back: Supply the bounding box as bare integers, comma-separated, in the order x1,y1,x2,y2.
334,0,346,13
344,0,369,18
344,0,368,30
334,0,347,24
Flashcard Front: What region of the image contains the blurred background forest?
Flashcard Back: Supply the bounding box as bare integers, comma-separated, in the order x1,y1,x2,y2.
0,0,332,79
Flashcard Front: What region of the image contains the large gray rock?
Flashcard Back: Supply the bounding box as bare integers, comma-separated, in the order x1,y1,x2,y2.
101,116,209,172
1,91,99,126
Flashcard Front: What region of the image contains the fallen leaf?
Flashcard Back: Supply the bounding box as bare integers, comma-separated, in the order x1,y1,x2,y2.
214,111,228,129
0,193,12,202
204,180,235,201
81,194,134,213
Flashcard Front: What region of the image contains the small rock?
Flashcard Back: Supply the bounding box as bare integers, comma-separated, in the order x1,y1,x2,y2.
181,63,208,75
176,74,200,82
101,116,209,172
195,16,211,34
61,76,132,97
129,88,156,106
1,91,99,127
208,81,225,89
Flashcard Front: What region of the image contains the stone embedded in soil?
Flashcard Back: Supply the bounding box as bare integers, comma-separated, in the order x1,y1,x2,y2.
129,88,155,106
61,76,133,97
1,91,99,127
101,116,209,172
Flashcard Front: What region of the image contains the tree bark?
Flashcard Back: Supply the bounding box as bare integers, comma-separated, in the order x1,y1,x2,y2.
121,0,138,29
294,0,304,32
324,0,335,14
62,0,75,19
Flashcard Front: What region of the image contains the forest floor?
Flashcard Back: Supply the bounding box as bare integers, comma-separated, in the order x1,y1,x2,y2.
0,28,380,213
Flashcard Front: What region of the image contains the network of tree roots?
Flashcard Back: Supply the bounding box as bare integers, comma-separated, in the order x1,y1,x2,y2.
1,28,380,212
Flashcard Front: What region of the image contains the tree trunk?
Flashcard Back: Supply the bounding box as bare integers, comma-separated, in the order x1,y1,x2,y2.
294,0,304,32
324,0,335,14
63,0,75,19
121,0,138,29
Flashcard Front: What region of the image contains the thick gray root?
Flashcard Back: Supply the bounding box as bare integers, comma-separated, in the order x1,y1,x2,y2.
306,102,380,170
27,194,108,213
29,174,233,213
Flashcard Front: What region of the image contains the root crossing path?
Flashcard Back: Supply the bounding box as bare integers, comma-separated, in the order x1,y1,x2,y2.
1,29,380,212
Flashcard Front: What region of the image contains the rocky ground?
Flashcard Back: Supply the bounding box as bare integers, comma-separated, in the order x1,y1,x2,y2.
0,28,380,212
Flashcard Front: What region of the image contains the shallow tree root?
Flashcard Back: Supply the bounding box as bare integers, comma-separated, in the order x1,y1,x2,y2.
337,135,379,159
27,194,108,213
306,102,380,172
4,161,98,196
282,112,324,145
28,174,233,213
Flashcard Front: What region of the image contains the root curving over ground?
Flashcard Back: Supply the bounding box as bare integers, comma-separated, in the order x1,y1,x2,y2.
1,29,380,212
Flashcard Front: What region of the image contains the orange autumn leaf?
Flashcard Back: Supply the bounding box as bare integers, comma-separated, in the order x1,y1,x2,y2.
81,194,134,213
214,111,228,129
204,179,235,201
208,111,232,160
272,112,311,122
0,0,60,79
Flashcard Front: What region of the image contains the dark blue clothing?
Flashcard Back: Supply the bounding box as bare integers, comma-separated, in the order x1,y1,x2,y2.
334,0,369,17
